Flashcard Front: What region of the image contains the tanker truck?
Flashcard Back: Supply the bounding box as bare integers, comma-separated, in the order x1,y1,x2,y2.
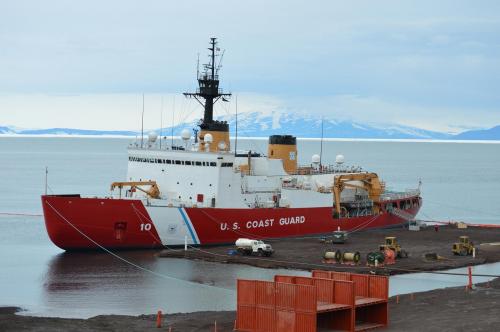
235,238,274,256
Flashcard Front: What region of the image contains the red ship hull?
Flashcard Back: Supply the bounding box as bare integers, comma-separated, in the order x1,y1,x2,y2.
41,195,421,250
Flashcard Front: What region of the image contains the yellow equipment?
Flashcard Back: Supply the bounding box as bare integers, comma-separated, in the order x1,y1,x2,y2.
452,236,475,256
267,135,298,174
110,181,160,199
379,236,408,258
332,173,384,218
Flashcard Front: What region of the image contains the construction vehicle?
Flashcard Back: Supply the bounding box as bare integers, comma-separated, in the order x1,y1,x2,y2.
379,236,408,258
452,236,475,256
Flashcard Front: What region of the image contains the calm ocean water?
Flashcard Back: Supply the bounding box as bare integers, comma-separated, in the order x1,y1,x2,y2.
0,137,499,317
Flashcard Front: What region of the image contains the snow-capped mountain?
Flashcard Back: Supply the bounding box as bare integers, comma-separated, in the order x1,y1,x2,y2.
163,111,451,139
453,125,500,140
2,111,499,140
0,126,14,134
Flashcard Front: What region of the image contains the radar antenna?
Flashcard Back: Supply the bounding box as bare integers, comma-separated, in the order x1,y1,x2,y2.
183,37,231,131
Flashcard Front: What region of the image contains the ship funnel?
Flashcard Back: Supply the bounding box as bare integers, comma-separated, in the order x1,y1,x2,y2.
268,135,297,174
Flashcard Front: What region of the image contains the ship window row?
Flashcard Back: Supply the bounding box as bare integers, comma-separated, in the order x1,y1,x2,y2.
129,156,232,168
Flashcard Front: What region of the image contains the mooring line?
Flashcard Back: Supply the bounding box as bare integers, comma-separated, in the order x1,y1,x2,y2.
0,212,43,217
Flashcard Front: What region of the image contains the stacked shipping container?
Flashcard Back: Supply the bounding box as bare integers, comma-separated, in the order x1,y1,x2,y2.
236,271,388,332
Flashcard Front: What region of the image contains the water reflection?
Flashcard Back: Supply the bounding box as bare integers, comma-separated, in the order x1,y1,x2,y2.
39,251,305,318
43,251,158,292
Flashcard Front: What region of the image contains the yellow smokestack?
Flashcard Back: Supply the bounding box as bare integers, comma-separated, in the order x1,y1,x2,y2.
268,135,297,174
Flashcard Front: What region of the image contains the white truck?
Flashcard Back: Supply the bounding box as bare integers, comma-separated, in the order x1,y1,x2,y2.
235,238,274,257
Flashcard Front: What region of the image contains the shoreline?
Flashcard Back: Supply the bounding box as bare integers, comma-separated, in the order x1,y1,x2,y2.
2,277,499,331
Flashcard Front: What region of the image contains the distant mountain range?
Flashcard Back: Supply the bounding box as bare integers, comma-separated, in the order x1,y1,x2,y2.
452,125,500,140
1,111,499,140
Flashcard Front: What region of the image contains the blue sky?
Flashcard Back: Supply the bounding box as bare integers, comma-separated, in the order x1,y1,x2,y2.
1,0,500,132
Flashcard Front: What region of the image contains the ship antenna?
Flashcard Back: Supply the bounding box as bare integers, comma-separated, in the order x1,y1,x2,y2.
141,93,145,148
183,37,231,131
171,95,175,147
211,38,215,79
45,166,48,195
160,95,163,149
197,53,200,79
320,117,324,168
216,49,225,75
235,94,238,156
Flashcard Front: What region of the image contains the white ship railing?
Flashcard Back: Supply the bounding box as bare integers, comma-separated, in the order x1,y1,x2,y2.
295,164,364,175
380,189,420,201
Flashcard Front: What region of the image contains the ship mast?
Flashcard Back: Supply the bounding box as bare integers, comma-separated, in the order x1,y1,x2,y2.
183,37,231,134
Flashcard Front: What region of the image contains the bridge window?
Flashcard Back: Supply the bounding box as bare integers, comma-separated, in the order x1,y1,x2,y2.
210,162,216,167
185,161,192,165
175,160,181,165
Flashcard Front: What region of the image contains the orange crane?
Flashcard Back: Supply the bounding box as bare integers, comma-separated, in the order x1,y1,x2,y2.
332,173,384,218
110,181,160,199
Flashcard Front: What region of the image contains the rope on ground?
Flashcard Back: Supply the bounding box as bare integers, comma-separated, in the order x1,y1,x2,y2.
44,200,234,293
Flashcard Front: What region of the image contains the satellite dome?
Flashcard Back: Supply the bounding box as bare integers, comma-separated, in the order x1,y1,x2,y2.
181,128,191,141
335,154,345,164
312,154,321,164
148,132,158,142
204,133,213,143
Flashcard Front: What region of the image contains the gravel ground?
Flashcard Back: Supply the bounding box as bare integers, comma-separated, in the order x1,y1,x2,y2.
158,225,500,275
